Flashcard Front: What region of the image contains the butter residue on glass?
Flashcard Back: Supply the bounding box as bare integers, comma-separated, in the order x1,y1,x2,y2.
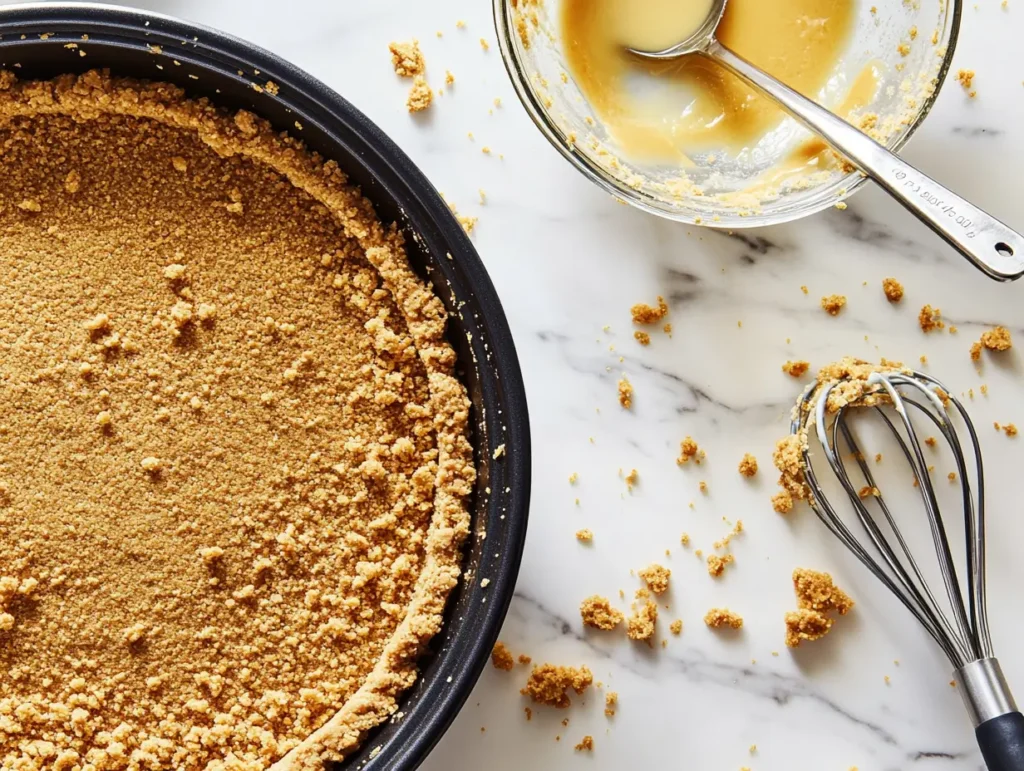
562,0,864,163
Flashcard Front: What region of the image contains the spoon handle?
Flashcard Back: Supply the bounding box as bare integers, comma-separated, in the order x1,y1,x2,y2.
707,39,1024,282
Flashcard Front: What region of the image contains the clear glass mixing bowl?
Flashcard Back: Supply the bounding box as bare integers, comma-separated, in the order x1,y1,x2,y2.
493,0,962,227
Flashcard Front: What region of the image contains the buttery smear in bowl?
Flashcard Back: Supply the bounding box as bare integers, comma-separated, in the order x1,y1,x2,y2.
505,0,953,222
563,0,863,164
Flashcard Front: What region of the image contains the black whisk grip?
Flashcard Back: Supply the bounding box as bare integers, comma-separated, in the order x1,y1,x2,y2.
977,712,1024,771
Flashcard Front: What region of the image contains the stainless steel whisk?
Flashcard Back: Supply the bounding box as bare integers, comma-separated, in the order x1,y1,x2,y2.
793,367,1024,770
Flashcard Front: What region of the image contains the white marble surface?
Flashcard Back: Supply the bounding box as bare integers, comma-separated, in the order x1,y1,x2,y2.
55,0,1024,767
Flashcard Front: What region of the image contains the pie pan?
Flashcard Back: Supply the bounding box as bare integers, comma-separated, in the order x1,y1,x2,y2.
0,3,531,769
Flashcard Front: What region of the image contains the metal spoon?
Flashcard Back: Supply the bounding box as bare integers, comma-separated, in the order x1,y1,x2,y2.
628,0,1024,282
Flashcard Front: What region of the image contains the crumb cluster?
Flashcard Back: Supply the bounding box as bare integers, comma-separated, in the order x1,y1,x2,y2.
630,296,669,325
704,608,743,630
738,453,758,477
919,304,944,332
618,376,633,409
820,294,847,316
785,569,854,647
782,360,810,378
676,436,705,465
0,70,473,770
492,642,516,671
580,595,624,630
971,326,1013,361
882,277,904,303
520,665,593,708
637,563,671,594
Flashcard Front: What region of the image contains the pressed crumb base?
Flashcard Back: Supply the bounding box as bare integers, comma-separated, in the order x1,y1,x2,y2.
0,71,473,771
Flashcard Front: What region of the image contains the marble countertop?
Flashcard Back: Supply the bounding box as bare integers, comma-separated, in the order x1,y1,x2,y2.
78,0,1024,767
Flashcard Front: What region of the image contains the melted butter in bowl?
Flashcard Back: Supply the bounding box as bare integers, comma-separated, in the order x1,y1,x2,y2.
563,0,863,165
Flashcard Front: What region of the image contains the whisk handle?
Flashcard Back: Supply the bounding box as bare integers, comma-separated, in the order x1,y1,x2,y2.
958,658,1024,770
976,712,1024,771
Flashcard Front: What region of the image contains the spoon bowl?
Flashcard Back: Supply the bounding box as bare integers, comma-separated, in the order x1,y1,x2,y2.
625,0,727,59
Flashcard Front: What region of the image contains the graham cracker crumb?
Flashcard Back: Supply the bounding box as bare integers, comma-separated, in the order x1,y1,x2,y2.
575,736,594,752
630,296,669,324
618,377,633,409
580,595,623,630
707,553,735,577
919,304,944,332
680,532,690,546
793,568,855,614
882,277,904,302
521,664,593,708
704,608,743,629
634,330,651,346
518,654,532,665
1004,423,1018,437
492,642,516,671
785,608,833,647
782,360,810,377
638,563,670,594
627,600,658,641
956,68,975,90
604,691,617,717
738,453,758,477
670,619,683,635
981,326,1013,352
821,294,847,316
388,40,425,77
625,468,639,489
676,436,704,465
407,76,434,112
772,490,794,514
575,528,594,542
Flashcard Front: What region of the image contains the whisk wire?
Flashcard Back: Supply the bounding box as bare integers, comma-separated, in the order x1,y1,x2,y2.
834,415,973,665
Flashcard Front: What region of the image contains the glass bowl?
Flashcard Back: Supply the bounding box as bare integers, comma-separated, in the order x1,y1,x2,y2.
494,0,962,227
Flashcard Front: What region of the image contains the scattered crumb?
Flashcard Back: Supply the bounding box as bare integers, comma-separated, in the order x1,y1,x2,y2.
980,326,1013,353
956,68,975,90
444,70,455,86
670,619,683,635
785,608,833,647
919,304,944,332
568,472,578,484
388,40,425,77
782,360,810,377
575,529,593,542
707,553,735,577
704,608,743,630
1004,423,1018,437
772,490,794,514
676,436,704,465
618,377,633,409
800,285,809,294
631,296,669,325
680,533,690,546
407,76,433,112
638,564,671,594
491,642,515,671
625,469,639,490
519,654,532,665
627,600,658,641
699,481,708,494
574,736,594,752
793,568,855,615
604,691,617,717
580,595,623,630
882,277,904,303
521,664,593,708
634,330,651,346
738,453,758,477
480,38,490,51
821,294,847,316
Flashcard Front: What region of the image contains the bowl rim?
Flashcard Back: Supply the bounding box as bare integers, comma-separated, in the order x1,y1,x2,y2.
492,0,964,228
0,4,532,769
